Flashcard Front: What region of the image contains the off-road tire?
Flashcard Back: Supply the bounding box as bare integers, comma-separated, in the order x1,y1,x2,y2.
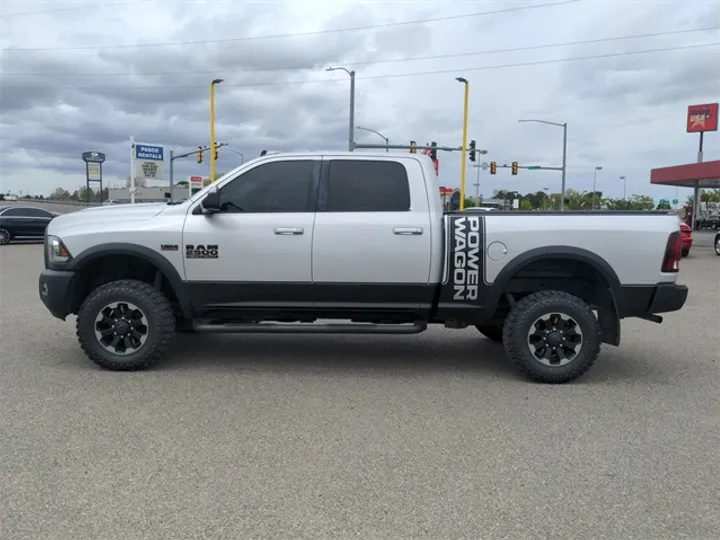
76,279,176,371
0,228,12,245
503,290,601,384
475,325,503,343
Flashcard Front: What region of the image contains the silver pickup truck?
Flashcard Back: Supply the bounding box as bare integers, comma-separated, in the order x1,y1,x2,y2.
39,152,688,383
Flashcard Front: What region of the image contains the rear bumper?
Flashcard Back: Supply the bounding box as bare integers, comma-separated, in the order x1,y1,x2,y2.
619,283,689,318
39,269,75,320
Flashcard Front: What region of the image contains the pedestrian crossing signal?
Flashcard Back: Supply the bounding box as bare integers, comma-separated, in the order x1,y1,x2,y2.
490,162,497,175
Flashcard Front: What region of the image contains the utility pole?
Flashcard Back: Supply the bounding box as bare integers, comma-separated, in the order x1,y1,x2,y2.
209,78,223,183
326,66,356,151
456,77,469,210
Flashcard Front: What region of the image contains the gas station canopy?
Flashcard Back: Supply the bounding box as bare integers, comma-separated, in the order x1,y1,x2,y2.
650,160,720,189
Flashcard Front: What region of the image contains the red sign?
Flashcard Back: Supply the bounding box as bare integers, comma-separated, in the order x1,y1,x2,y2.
687,103,718,133
421,148,439,176
439,186,453,195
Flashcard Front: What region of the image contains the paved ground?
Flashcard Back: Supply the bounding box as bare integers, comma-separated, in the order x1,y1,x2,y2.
1,244,718,540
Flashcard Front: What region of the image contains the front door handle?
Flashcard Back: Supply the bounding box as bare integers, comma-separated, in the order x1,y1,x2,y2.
393,227,423,235
274,227,304,235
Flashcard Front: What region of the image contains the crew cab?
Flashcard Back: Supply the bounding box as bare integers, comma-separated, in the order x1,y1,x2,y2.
38,152,688,383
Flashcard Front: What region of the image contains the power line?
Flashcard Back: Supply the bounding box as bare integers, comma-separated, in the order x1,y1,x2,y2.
0,0,580,52
0,0,147,18
3,41,717,90
3,25,718,77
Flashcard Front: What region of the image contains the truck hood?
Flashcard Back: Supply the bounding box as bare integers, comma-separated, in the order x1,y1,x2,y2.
47,203,168,235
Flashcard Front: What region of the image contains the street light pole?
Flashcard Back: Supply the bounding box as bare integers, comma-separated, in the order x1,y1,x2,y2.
518,118,568,210
620,175,627,200
592,166,603,209
456,77,469,211
225,148,244,163
209,78,223,183
357,126,389,152
326,66,356,151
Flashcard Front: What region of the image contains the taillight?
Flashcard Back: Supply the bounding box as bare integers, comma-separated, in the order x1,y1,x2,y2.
661,231,682,273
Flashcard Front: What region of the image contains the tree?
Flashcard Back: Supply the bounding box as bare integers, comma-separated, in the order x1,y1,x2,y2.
519,198,534,210
49,187,71,200
125,175,146,188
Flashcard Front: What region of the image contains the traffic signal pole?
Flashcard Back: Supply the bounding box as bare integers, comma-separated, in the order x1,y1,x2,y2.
168,143,227,201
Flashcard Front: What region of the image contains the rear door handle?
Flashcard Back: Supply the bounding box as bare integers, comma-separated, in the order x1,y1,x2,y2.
274,227,304,235
393,227,423,235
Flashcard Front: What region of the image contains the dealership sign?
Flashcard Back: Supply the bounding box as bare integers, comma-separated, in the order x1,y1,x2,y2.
686,103,719,133
134,143,165,180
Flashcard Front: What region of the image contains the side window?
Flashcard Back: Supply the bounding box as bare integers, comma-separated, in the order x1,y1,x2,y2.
326,160,411,212
3,208,26,217
219,160,315,213
25,209,53,218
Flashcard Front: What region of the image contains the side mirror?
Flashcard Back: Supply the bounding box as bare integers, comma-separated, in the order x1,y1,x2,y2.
201,188,221,214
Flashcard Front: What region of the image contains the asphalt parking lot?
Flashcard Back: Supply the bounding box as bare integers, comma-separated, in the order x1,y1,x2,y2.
1,243,718,540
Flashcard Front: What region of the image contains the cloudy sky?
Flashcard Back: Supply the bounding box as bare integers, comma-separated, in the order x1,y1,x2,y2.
1,0,719,201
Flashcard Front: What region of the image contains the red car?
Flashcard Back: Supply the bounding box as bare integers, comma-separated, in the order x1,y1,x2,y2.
680,221,692,257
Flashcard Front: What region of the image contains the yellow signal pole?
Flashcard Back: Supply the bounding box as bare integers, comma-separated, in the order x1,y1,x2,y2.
456,77,469,211
209,78,223,182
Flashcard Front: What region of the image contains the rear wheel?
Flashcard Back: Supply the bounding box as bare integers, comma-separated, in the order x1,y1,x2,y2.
0,228,11,245
715,234,720,256
682,247,690,257
475,325,503,343
76,279,176,371
503,290,601,384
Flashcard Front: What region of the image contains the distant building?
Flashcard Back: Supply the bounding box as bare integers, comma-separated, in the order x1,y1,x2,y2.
108,186,172,203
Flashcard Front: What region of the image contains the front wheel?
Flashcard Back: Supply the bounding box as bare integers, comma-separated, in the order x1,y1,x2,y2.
503,290,601,384
0,228,12,245
682,247,690,257
76,279,176,371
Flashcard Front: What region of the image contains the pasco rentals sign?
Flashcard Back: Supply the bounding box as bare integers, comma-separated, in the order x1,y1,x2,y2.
686,103,719,133
134,143,165,180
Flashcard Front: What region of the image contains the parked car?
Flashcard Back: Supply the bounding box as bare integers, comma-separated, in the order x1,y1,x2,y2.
680,221,692,257
38,152,688,383
4,194,19,201
0,205,57,245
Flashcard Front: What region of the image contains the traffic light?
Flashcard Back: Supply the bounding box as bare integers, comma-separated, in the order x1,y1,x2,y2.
469,140,476,162
511,161,518,175
409,140,417,154
197,146,203,163
430,141,437,161
490,161,497,175
213,146,219,160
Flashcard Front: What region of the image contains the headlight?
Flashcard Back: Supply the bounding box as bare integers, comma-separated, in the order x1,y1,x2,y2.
46,235,72,264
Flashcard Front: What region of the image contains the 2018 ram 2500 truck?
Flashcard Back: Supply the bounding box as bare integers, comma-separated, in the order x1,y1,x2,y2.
39,152,688,383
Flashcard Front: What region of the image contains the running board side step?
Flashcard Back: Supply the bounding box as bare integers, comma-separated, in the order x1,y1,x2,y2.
192,322,428,335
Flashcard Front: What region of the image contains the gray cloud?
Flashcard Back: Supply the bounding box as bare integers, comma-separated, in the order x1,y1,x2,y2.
0,0,718,203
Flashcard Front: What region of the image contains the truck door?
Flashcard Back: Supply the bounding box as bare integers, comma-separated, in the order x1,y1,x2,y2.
182,158,320,313
311,157,434,311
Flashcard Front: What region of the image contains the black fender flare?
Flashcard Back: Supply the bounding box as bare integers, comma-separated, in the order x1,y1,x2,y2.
67,242,193,318
483,245,624,318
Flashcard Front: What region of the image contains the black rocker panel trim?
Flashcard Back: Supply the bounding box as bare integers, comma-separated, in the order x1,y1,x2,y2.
67,243,193,318
184,281,438,319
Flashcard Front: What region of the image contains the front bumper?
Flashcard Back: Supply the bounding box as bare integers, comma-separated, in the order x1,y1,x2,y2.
619,283,689,318
39,269,75,320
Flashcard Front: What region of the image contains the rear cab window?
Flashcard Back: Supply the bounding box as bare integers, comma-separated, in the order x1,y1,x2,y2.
324,160,411,212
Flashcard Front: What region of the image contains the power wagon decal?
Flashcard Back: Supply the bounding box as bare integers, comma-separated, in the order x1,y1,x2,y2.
440,214,488,306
